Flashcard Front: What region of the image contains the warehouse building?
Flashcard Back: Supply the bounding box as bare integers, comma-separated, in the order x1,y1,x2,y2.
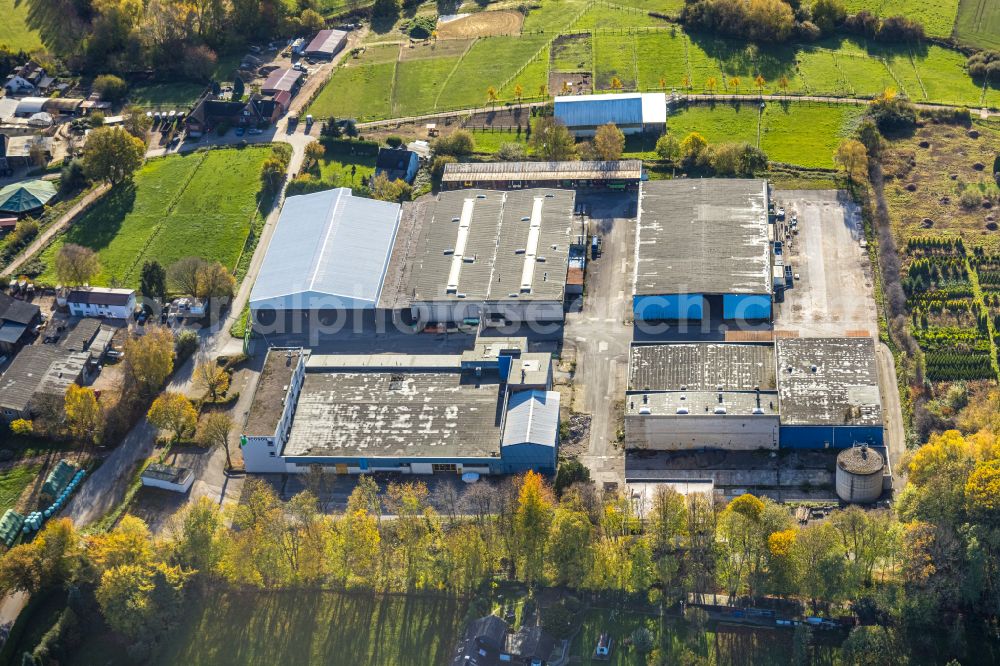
0,346,90,421
633,179,772,321
775,337,884,448
249,188,401,330
554,93,667,136
303,29,348,59
440,160,642,191
625,343,779,451
241,341,559,475
407,188,574,325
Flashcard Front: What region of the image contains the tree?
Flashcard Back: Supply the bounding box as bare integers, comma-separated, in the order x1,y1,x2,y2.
195,261,236,300
811,0,846,34
778,75,789,93
593,123,625,161
92,74,127,102
856,118,882,156
82,126,145,185
794,521,845,610
122,107,153,141
835,139,869,185
232,76,245,100
729,76,740,92
89,516,154,572
168,257,207,296
545,505,593,586
371,173,413,203
530,117,577,161
513,83,523,103
610,76,623,90
655,134,680,162
169,496,224,572
96,561,189,639
148,392,197,442
706,76,718,93
514,471,554,586
709,142,768,176
9,419,33,436
303,141,325,170
139,260,167,302
54,244,101,286
433,129,475,157
869,89,916,135
193,360,229,401
122,326,175,396
680,131,708,163
486,86,498,105
298,8,325,33
29,141,48,168
372,0,400,18
0,519,80,596
554,459,590,497
754,74,766,93
196,412,235,470
64,385,101,444
260,146,290,193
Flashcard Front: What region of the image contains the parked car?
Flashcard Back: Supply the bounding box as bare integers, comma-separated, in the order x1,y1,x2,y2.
293,63,308,73
105,349,123,360
249,128,263,135
235,127,246,137
776,207,786,220
591,235,602,258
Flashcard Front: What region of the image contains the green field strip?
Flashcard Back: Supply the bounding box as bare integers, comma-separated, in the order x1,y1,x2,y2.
431,39,477,111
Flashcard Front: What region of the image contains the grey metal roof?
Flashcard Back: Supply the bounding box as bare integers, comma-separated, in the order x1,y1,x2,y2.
554,93,667,127
502,390,559,448
249,188,401,311
441,160,642,183
775,337,883,426
66,287,133,306
409,188,574,303
629,343,776,392
244,348,304,437
282,370,505,459
305,29,347,54
0,346,87,412
635,179,771,296
626,390,779,417
0,293,39,325
60,318,101,352
262,68,302,93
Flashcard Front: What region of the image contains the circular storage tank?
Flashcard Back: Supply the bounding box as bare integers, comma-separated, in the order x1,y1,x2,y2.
836,445,884,504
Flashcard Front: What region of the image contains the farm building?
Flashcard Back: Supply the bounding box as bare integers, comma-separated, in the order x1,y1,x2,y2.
0,178,56,214
0,346,90,421
141,463,194,493
441,159,642,191
261,68,303,95
625,343,780,451
0,293,41,353
633,179,772,321
65,287,136,319
406,188,574,325
554,92,667,136
304,29,348,59
775,337,884,449
375,147,420,184
241,343,559,476
248,188,400,330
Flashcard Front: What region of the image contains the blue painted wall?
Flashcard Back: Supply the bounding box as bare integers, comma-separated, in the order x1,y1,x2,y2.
723,294,772,320
633,294,704,320
779,425,884,449
500,442,557,474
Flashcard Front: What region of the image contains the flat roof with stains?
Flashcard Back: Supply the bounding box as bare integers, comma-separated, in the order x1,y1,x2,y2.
635,179,771,296
775,337,882,426
408,188,574,303
244,349,303,437
629,343,776,392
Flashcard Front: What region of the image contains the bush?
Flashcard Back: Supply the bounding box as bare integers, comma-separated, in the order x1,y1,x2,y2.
709,141,768,176
431,155,456,180
403,15,436,38
682,0,796,42
554,458,590,496
960,189,983,209
386,135,403,148
92,74,127,102
434,130,475,157
175,330,199,362
496,142,526,161
869,93,916,135
60,158,90,193
876,15,925,42
968,51,1000,81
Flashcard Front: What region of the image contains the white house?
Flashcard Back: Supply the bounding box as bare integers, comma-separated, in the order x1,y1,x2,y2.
66,287,136,320
140,463,194,493
3,75,34,96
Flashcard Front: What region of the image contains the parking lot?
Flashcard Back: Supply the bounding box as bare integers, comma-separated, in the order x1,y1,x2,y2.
773,189,877,337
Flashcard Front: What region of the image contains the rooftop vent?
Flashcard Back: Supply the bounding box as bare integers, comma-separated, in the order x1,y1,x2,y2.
515,248,525,254
752,407,765,415
638,406,652,415
477,194,486,199
521,216,530,221
537,256,546,262
714,406,727,415
443,249,454,255
452,217,460,222
676,407,689,415
811,365,818,372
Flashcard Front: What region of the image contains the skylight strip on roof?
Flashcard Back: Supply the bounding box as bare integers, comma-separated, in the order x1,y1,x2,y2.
519,197,544,293
446,197,476,293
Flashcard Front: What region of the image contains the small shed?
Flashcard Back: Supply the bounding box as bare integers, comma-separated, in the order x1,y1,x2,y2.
374,147,419,184
141,463,194,493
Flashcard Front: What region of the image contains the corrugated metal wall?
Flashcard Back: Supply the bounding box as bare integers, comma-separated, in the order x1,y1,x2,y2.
779,425,884,449
633,294,705,320
499,443,557,473
722,294,772,320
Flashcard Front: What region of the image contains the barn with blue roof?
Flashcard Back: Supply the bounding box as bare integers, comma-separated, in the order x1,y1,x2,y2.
554,92,667,136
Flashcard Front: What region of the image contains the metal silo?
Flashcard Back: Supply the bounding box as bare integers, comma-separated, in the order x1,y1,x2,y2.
836,445,884,504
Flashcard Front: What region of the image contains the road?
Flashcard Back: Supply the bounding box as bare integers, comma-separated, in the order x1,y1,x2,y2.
875,342,906,486
563,192,637,487
1,184,110,278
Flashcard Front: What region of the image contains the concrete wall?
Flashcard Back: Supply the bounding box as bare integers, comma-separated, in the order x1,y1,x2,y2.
779,425,884,449
722,294,772,320
633,294,704,320
141,472,194,493
626,415,779,450
241,435,288,473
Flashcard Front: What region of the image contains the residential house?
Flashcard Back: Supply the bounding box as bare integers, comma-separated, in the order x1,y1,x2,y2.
65,287,136,320
2,135,54,168
185,98,247,136
375,147,420,184
0,293,41,354
3,62,46,96
451,616,558,666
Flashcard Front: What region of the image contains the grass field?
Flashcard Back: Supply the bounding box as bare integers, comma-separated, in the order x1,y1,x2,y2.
955,0,1000,49
0,0,43,52
316,142,377,186
36,147,270,287
0,464,40,513
153,590,466,666
552,35,593,73
664,101,865,168
842,0,961,38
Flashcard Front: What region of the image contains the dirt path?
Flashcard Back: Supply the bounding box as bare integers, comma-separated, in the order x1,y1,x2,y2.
1,183,110,278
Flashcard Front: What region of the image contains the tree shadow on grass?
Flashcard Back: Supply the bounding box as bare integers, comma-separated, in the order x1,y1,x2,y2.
60,183,136,252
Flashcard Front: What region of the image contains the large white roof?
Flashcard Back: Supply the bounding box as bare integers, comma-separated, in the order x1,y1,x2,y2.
249,188,401,311
502,390,560,448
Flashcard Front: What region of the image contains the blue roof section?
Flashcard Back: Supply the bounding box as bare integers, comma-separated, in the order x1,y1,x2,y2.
249,188,401,311
554,93,667,128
